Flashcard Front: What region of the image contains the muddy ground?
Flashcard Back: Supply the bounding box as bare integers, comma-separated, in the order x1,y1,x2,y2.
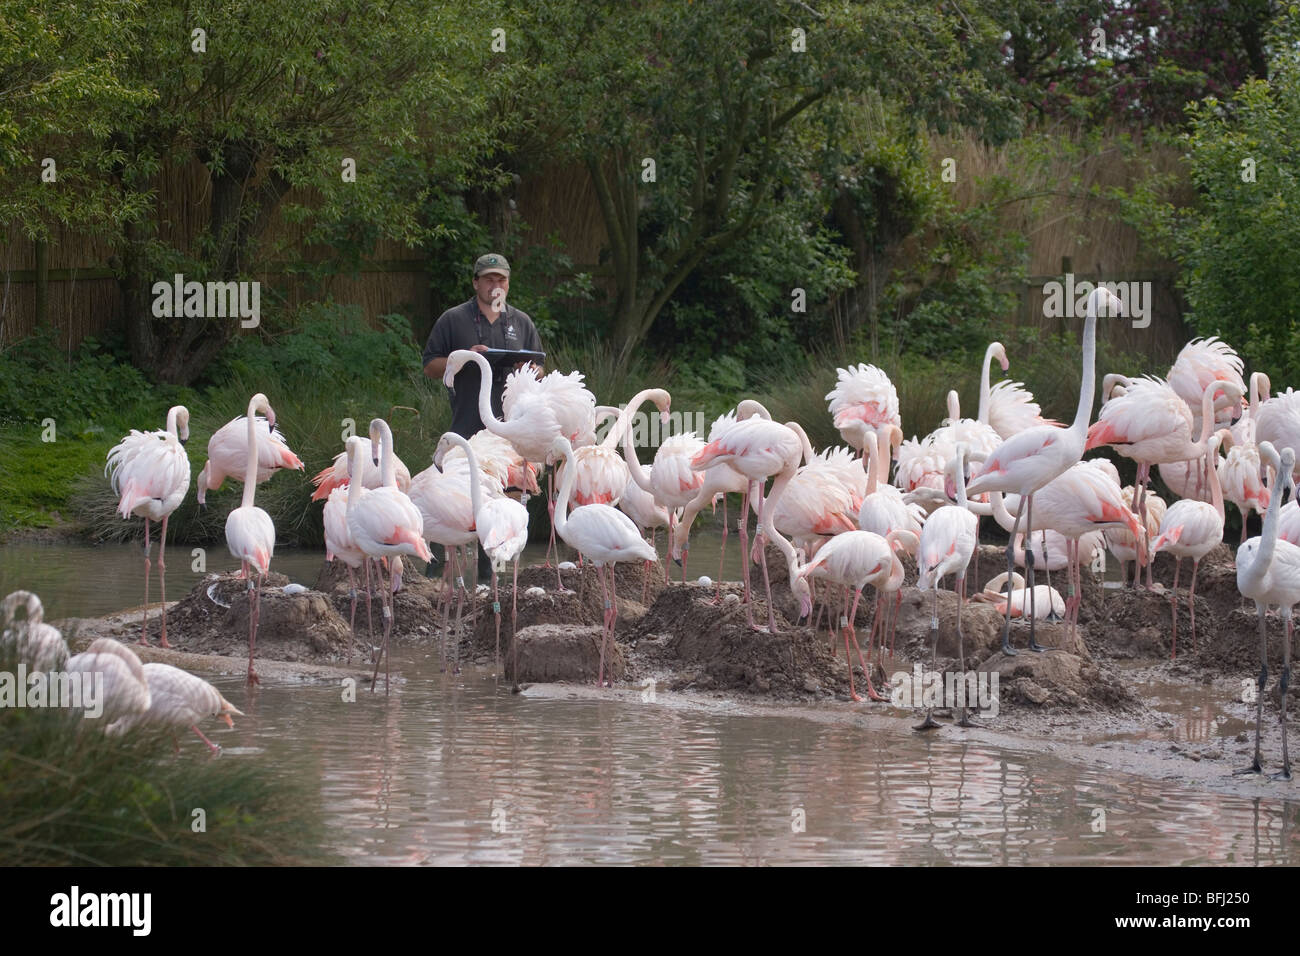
54,542,1300,795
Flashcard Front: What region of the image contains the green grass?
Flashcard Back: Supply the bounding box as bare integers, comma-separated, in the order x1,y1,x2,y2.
0,672,334,865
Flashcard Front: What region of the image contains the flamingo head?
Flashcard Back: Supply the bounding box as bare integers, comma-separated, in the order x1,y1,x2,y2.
549,434,574,463
443,349,478,387
1088,286,1126,318
992,341,1009,372
168,405,191,443
344,436,363,476
249,393,274,429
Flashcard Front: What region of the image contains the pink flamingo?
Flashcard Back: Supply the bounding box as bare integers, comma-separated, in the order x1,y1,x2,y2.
108,660,244,754
1150,430,1232,658
437,431,529,681
691,417,812,632
1094,378,1243,582
224,394,279,685
1167,336,1245,435
311,437,411,501
550,435,657,687
966,286,1123,655
796,528,913,702
1219,420,1270,544
915,444,979,728
348,419,432,693
826,362,900,457
1252,386,1300,484
1236,443,1300,778
195,408,302,504
105,405,191,648
623,410,705,584
439,430,540,496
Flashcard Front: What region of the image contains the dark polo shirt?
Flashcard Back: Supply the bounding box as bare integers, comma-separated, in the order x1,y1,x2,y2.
423,298,543,438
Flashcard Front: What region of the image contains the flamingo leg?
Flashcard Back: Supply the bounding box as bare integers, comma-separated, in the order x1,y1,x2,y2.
491,564,502,676
347,565,359,664
738,486,753,628
607,565,620,685
595,562,611,687
139,517,152,646
246,566,261,686
915,586,942,730
956,574,974,727
1189,558,1200,653
1000,495,1028,656
191,724,222,755
1170,556,1181,660
368,559,393,695
759,529,777,633
158,515,172,648
544,470,557,569
452,548,466,675
511,557,521,689
716,495,729,600
889,589,900,659
847,586,885,701
1238,603,1268,775
1276,612,1293,781
363,558,375,654
1026,496,1046,653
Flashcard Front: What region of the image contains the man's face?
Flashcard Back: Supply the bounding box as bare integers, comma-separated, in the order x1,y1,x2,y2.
474,272,509,310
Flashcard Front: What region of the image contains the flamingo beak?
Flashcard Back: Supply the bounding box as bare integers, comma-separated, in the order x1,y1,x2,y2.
221,714,234,729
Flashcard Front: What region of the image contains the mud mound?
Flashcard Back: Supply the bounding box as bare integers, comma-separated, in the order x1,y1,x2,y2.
467,586,645,657
314,558,443,639
979,651,1140,713
163,574,358,661
634,585,859,698
507,624,625,683
512,563,662,610
892,587,1086,667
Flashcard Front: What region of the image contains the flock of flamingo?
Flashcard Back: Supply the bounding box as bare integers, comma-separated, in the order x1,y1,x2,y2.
5,287,1300,774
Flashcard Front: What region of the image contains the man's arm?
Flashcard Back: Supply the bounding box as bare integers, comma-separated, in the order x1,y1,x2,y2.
424,356,448,379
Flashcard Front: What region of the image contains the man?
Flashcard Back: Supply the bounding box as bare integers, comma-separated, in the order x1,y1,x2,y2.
422,253,543,580
422,253,543,438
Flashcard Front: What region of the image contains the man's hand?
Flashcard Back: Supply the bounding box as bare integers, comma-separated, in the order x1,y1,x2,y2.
471,344,490,353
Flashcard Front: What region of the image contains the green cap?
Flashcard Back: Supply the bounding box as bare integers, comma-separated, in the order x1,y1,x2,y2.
474,253,510,277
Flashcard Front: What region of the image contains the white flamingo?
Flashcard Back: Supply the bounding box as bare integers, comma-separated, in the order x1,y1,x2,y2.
195,410,302,504
109,660,243,754
105,405,191,648
65,638,150,726
224,394,279,686
550,435,657,686
1,591,68,672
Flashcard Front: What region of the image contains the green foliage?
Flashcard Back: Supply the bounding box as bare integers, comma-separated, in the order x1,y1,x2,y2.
0,655,332,865
1117,9,1300,383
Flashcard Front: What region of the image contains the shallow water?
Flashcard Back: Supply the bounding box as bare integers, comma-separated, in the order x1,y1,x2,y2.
5,541,1300,865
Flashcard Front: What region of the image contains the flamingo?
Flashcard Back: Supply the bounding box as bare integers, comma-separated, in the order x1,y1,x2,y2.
796,529,912,702
1104,485,1166,588
971,572,1068,620
194,410,303,504
1167,336,1245,435
64,638,150,726
550,435,657,686
976,340,1057,440
1236,443,1300,778
553,406,629,507
618,470,671,601
310,437,411,501
108,661,243,754
409,450,503,673
1150,430,1231,658
915,444,979,728
437,431,530,681
321,440,368,650
224,394,279,686
1088,377,1240,585
966,286,1123,655
826,362,900,455
438,430,540,495
1252,387,1300,483
1219,420,1270,544
347,419,431,693
443,350,566,463
105,405,191,648
623,410,704,584
690,417,813,633
1,591,68,672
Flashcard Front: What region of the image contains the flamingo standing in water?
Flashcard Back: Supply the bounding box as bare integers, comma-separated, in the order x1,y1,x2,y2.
915,444,979,728
224,394,280,686
105,405,191,648
550,436,657,687
437,431,529,682
966,286,1123,655
195,409,302,504
1236,443,1300,779
1150,430,1232,658
109,659,244,754
348,419,431,693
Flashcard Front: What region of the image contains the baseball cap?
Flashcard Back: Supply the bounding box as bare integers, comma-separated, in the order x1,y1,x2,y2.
474,253,510,277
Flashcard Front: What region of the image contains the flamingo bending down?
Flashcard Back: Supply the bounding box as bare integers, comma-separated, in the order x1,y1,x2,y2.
1150,430,1233,658
797,529,912,702
64,638,151,725
966,287,1124,655
107,659,243,754
971,573,1068,620
437,431,529,681
348,419,431,694
550,436,657,687
105,405,191,648
1236,443,1300,779
224,394,279,686
690,417,812,632
915,444,979,728
195,411,302,504
1,591,69,672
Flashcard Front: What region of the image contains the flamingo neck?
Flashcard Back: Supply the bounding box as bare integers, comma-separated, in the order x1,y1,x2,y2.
373,421,397,488
784,421,814,465
346,440,367,512
449,434,483,518
862,431,878,495
1208,444,1224,522
553,443,576,536
464,351,505,433
978,344,997,423
240,399,261,508
1070,300,1099,436
1249,453,1287,581
946,390,960,423
609,389,669,451
759,451,803,587
621,405,655,494
165,406,180,437
1197,384,1220,445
